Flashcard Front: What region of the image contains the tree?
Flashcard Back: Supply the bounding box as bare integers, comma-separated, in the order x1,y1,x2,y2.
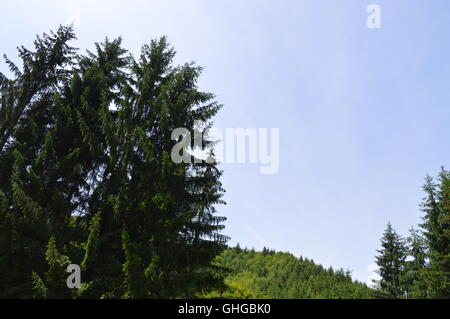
419,169,450,298
403,227,428,298
0,26,79,298
375,222,407,298
374,169,450,299
0,26,228,298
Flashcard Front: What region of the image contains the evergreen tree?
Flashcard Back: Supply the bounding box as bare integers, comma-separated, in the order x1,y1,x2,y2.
375,222,407,298
403,227,428,298
0,27,228,298
419,169,450,298
0,26,79,298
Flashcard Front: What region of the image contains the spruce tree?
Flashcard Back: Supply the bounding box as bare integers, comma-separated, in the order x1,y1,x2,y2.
375,222,407,298
419,169,450,298
403,227,428,298
0,26,79,298
0,27,228,298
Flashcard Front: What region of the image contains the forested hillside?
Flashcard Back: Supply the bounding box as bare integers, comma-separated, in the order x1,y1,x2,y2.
203,247,375,299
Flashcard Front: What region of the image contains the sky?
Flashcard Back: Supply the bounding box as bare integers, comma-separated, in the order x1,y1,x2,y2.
1,0,450,285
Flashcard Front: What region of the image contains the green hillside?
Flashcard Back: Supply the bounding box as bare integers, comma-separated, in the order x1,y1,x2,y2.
203,247,376,299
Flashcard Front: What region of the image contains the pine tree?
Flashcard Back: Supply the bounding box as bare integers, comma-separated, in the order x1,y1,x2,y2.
375,222,407,298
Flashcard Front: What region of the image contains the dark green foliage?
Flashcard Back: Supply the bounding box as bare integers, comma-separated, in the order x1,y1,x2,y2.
374,223,407,298
417,169,450,298
374,168,450,299
0,26,227,298
402,227,428,298
204,248,375,299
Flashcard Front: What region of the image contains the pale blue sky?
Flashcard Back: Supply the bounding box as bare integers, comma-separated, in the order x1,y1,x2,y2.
2,0,450,284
